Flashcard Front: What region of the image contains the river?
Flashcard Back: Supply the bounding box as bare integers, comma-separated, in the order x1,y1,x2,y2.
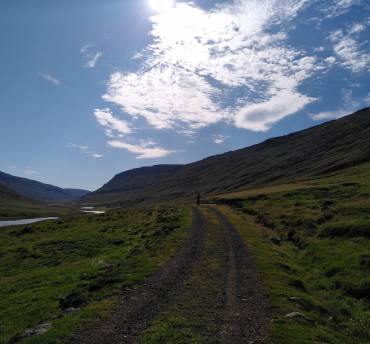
0,217,59,228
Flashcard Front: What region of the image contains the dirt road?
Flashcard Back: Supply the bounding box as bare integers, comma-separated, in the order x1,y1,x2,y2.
72,206,269,343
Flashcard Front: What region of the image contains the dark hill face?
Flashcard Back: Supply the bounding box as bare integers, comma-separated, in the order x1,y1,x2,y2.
0,183,27,202
0,172,90,202
84,108,370,206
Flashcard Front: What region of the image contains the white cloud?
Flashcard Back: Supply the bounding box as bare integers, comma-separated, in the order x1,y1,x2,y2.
101,0,317,134
311,109,349,121
212,134,228,144
103,68,225,130
329,22,370,73
67,143,88,151
321,0,363,18
85,52,102,68
108,140,174,159
80,43,93,54
80,44,102,68
311,91,370,121
94,108,132,135
39,73,60,86
324,56,336,65
235,89,313,131
92,154,103,159
349,23,366,34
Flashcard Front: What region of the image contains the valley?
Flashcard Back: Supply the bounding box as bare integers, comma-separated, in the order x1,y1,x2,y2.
2,0,370,342
1,110,370,343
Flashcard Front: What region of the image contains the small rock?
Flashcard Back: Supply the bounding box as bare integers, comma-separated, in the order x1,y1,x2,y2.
24,323,52,336
285,311,315,325
60,292,86,311
11,322,52,342
269,236,282,245
64,307,80,313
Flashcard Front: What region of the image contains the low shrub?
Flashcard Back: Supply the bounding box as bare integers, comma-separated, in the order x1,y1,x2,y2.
319,219,370,238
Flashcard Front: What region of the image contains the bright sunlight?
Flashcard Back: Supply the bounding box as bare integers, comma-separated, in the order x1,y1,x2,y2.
148,0,174,12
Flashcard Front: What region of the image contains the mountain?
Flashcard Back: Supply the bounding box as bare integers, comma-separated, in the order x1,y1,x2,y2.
0,172,90,202
84,108,370,206
0,183,28,202
0,182,45,219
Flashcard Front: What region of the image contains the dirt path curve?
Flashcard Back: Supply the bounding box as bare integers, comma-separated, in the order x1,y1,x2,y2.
209,207,270,344
72,207,206,344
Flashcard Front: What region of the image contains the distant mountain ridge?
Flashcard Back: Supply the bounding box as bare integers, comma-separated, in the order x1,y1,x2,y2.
83,108,370,206
0,172,90,202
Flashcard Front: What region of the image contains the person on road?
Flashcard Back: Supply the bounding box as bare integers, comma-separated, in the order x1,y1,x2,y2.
196,192,201,206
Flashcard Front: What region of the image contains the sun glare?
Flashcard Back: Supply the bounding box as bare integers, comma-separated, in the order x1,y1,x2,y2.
148,0,174,12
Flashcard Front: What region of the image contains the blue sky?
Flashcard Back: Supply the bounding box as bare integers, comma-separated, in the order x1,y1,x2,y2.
0,0,369,190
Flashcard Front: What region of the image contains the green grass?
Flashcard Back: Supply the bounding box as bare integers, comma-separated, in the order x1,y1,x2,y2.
0,205,191,344
212,162,370,343
0,199,77,221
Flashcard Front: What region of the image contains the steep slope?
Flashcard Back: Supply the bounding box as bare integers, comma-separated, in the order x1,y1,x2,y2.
84,108,370,205
0,172,90,202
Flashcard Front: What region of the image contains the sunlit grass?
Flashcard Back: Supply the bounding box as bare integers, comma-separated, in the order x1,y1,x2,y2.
214,162,370,343
0,206,191,343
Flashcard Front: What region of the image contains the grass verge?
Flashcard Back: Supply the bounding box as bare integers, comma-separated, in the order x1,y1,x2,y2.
213,162,370,343
0,205,191,344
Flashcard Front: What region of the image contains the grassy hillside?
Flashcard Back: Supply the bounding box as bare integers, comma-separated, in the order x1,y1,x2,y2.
0,206,191,343
0,171,89,203
211,162,370,343
84,108,370,206
0,184,72,220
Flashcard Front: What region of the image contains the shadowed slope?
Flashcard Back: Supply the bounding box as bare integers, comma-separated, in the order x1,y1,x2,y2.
84,108,370,205
0,171,90,202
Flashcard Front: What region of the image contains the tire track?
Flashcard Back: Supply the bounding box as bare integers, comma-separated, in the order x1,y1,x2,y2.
72,207,206,344
209,207,270,344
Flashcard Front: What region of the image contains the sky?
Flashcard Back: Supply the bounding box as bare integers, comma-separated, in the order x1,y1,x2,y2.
0,0,369,191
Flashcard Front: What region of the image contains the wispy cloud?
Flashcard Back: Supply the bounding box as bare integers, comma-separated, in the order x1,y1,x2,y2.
80,44,102,68
24,169,39,177
311,90,370,121
67,143,89,151
92,0,368,160
85,52,102,68
102,0,320,133
212,134,228,144
94,108,132,137
92,154,103,159
93,108,174,159
67,143,103,159
103,68,224,130
80,44,93,54
321,0,363,18
39,73,60,86
329,21,370,73
108,140,174,159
